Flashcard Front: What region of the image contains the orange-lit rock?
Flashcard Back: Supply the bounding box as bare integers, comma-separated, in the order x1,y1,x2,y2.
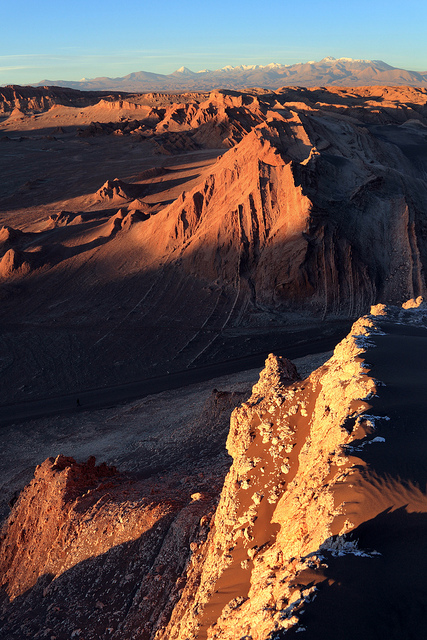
163,307,427,639
2,86,427,404
1,307,427,638
0,453,227,639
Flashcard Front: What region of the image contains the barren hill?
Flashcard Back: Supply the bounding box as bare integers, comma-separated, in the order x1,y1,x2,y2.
1,86,427,405
0,85,128,116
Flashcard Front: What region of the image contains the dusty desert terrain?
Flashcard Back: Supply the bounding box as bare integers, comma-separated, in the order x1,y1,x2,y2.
1,85,427,639
1,303,426,640
1,85,427,407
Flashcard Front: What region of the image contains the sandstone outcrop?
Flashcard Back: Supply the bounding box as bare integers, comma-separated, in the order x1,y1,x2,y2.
2,308,426,638
0,454,228,639
0,247,32,278
163,318,376,639
95,178,148,202
131,104,427,318
163,306,427,639
0,86,124,115
0,225,24,249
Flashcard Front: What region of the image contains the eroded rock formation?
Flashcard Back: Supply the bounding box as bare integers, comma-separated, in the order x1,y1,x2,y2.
2,86,427,409
0,454,228,639
0,86,124,115
164,316,377,639
133,104,427,318
2,306,426,638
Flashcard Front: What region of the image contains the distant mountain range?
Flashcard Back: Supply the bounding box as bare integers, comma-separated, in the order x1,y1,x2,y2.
32,57,427,92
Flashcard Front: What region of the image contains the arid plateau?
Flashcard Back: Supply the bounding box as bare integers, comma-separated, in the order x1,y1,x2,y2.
1,83,427,639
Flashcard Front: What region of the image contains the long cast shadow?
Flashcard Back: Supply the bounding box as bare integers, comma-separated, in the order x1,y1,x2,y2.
284,508,427,640
0,511,181,639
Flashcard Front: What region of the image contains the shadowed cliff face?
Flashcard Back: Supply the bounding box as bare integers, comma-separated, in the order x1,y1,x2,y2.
1,86,427,403
134,108,427,320
0,453,229,640
2,304,427,639
0,86,129,115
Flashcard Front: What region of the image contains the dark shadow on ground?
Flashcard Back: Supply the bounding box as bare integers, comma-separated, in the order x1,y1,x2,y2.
0,511,182,640
284,508,427,640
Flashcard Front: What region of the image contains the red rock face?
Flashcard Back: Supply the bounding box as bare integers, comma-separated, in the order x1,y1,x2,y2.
0,453,228,639
2,86,427,405
2,306,427,639
161,307,427,640
1,455,119,599
134,107,427,319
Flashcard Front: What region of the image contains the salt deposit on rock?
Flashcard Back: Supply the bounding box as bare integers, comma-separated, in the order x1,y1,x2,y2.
2,307,426,638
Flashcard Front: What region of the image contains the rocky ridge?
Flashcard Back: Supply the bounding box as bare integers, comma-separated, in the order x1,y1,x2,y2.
0,86,128,116
164,313,379,639
0,453,229,639
132,103,427,317
2,87,427,405
2,305,426,638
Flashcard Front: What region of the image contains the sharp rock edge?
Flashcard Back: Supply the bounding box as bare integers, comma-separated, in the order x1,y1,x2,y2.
3,305,425,638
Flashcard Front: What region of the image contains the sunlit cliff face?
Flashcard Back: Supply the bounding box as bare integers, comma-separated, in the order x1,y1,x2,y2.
165,302,427,640
1,303,427,639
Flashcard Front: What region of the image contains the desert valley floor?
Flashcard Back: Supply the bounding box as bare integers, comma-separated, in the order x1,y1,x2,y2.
0,84,427,639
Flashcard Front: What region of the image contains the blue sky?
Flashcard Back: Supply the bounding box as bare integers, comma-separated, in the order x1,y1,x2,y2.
1,0,427,84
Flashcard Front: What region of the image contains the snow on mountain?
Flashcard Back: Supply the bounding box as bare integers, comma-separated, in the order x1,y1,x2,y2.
32,58,427,92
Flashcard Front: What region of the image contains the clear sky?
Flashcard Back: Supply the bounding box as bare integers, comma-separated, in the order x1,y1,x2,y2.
1,0,427,85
